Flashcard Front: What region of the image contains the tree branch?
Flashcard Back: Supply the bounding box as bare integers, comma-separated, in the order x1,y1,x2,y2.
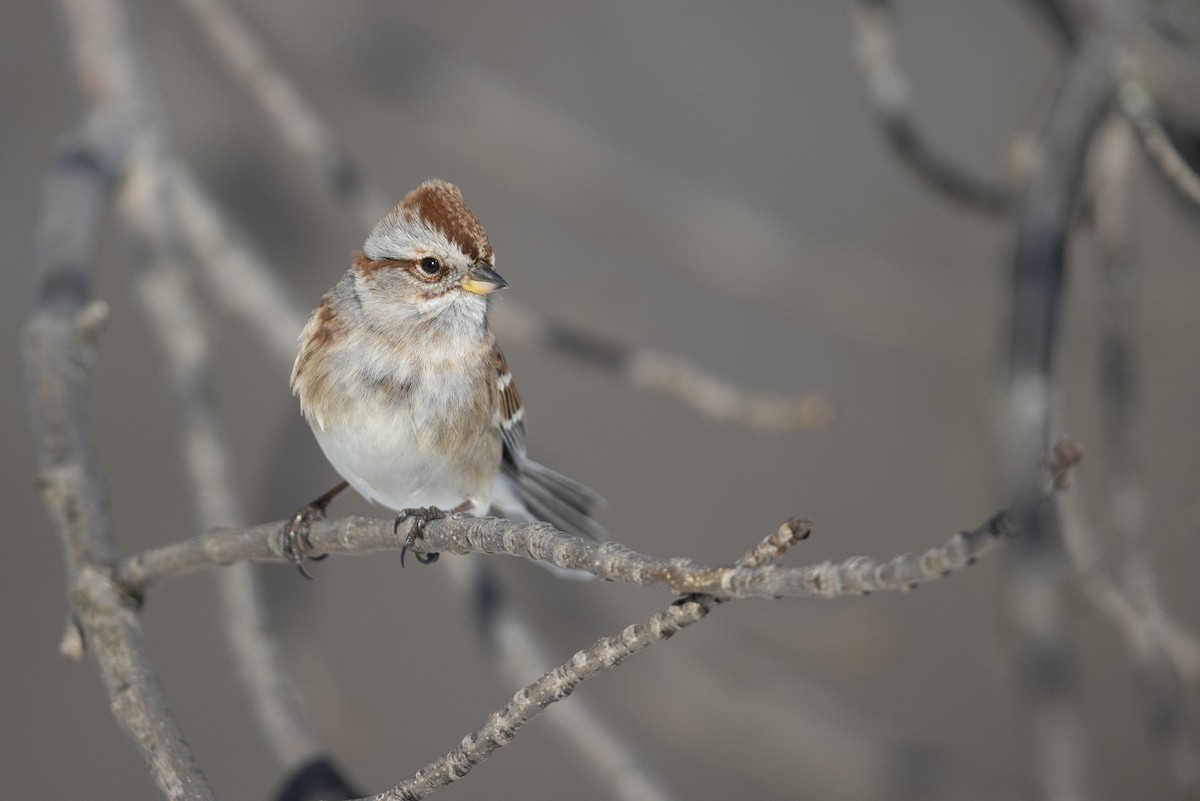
116,511,1016,601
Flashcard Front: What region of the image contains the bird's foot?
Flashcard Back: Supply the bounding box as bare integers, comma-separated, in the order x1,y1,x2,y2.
283,481,348,579
396,506,444,567
283,503,330,579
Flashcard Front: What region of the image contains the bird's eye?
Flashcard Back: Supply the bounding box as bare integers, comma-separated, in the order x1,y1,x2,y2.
419,257,442,275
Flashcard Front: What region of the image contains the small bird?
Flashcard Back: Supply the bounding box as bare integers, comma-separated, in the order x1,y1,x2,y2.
285,180,604,574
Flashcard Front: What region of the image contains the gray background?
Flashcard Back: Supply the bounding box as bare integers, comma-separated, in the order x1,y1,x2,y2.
5,2,1199,799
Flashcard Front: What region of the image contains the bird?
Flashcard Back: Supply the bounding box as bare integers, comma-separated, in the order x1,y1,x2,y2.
285,179,604,575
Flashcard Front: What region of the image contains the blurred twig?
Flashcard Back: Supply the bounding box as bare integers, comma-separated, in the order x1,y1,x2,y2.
493,306,835,433
1001,28,1116,801
23,1,215,797
1117,76,1200,212
850,0,1013,213
121,147,325,773
167,162,308,364
1074,116,1200,792
1090,118,1200,683
1057,493,1200,786
33,0,326,791
995,6,1200,798
173,0,389,224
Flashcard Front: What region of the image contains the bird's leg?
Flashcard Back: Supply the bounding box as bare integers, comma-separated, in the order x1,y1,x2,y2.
283,481,350,578
396,500,472,567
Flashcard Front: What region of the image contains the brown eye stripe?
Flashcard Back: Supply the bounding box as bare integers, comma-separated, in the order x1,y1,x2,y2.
353,249,414,277
353,250,448,282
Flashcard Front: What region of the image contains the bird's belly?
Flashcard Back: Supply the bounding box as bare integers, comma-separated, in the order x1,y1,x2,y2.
313,413,492,513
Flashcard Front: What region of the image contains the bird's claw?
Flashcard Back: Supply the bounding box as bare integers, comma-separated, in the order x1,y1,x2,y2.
283,503,329,579
396,506,444,567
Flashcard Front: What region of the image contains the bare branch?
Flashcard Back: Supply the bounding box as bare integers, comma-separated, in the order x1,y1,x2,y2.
1002,31,1116,801
850,0,1013,213
117,512,1011,601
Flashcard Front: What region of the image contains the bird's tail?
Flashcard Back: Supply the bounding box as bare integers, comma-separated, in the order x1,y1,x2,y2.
499,459,606,542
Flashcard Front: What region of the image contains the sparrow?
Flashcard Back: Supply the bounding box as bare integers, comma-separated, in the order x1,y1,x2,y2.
285,180,604,575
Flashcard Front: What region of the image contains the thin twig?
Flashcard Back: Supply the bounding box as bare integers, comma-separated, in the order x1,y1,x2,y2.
1118,75,1200,212
850,0,1013,213
378,597,714,801
117,511,1013,601
121,149,325,773
443,559,679,801
166,162,308,365
365,521,808,801
23,1,216,797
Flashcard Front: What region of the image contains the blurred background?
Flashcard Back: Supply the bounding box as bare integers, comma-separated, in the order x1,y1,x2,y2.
5,1,1200,799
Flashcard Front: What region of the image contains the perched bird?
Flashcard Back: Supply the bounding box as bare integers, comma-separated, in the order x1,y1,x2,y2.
286,180,604,574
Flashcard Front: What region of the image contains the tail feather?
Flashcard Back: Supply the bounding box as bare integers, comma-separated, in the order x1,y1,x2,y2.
500,459,606,542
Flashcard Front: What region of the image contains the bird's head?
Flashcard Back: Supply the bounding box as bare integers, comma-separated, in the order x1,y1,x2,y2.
353,180,507,330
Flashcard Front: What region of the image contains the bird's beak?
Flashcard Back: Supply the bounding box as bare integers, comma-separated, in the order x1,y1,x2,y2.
461,264,508,295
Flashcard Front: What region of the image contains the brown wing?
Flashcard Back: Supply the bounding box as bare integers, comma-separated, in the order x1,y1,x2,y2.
494,346,526,466
492,344,606,540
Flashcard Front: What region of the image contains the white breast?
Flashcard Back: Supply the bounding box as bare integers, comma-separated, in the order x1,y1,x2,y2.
310,351,493,515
